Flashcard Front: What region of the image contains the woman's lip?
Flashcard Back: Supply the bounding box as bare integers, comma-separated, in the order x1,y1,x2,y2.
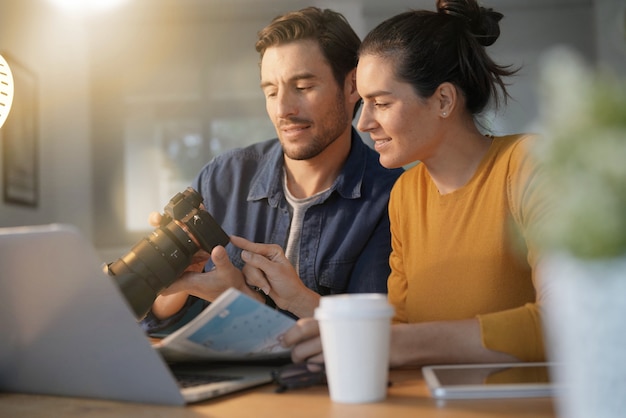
372,137,391,151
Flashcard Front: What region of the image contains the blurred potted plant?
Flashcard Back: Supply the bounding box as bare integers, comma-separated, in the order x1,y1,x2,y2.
533,47,626,418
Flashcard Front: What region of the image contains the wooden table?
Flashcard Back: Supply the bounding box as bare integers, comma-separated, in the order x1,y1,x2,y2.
0,368,556,418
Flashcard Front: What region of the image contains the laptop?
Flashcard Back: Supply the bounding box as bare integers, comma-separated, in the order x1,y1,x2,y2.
0,223,280,405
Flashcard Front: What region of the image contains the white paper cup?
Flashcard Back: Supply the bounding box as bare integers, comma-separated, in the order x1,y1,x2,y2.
314,293,394,403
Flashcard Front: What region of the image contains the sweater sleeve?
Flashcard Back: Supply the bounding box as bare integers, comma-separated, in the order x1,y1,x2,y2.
478,135,547,361
387,176,409,324
478,302,545,361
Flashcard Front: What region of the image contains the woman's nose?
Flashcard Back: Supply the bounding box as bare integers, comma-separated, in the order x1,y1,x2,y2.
356,105,374,132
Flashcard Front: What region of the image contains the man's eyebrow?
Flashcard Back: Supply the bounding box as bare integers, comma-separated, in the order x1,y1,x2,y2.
260,72,318,89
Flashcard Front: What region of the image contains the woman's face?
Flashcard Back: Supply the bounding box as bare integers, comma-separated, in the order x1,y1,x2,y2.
356,54,442,169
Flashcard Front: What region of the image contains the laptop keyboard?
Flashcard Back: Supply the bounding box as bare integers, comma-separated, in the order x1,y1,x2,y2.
175,373,242,388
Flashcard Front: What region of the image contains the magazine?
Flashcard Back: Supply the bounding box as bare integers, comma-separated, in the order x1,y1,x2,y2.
152,288,295,363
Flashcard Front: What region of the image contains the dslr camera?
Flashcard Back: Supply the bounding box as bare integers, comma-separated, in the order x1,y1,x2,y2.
106,187,229,319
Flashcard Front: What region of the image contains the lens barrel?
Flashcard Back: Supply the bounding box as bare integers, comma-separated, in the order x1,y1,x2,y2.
107,187,229,319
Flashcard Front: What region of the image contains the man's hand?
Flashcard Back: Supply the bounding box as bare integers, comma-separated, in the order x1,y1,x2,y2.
148,211,211,274
231,235,320,318
159,244,247,300
149,211,246,319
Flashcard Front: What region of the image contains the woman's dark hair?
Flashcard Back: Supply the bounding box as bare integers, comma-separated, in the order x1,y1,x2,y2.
359,0,517,115
256,7,360,92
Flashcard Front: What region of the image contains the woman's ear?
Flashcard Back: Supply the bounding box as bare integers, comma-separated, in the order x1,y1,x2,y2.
437,82,457,118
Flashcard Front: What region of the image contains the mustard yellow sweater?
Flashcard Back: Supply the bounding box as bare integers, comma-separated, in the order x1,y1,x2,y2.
387,134,545,361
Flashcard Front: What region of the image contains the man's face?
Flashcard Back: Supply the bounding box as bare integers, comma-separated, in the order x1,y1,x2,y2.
260,39,353,161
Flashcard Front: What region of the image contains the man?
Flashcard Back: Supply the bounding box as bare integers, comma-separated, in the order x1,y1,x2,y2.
142,7,403,331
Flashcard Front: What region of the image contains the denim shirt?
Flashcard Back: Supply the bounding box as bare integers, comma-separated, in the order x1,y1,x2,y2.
142,129,403,331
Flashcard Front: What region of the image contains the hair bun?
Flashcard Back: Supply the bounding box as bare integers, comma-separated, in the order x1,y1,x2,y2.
437,0,503,46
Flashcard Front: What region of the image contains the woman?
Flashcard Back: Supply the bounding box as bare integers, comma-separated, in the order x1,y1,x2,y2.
279,0,548,367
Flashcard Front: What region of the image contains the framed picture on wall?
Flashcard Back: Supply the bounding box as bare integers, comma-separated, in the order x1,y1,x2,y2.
1,53,38,207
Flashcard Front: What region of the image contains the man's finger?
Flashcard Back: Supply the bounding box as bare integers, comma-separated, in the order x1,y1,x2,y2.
242,264,270,295
231,235,283,260
210,245,231,269
148,211,162,227
240,248,276,271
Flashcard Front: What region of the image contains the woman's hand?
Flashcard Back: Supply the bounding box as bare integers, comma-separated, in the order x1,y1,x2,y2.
280,318,324,364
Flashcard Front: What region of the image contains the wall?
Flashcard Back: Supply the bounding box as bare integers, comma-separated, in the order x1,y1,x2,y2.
0,0,93,241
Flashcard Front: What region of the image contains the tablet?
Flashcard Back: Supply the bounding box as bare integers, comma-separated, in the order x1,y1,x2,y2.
422,362,559,399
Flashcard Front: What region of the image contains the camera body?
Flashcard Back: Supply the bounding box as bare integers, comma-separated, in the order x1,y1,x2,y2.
107,187,229,319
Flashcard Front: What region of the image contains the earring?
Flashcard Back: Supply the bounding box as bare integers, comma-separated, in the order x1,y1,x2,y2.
442,112,447,117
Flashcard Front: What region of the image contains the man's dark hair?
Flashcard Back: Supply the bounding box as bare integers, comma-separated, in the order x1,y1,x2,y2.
256,7,361,115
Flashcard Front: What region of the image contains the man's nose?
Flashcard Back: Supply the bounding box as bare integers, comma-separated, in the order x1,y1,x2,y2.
275,90,298,119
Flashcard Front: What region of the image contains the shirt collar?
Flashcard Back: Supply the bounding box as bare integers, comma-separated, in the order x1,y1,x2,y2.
247,128,366,204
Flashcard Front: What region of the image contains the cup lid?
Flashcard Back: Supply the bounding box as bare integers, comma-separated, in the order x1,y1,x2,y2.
314,293,394,320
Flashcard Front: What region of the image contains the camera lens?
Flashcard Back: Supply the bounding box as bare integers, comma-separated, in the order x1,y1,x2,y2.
107,188,229,319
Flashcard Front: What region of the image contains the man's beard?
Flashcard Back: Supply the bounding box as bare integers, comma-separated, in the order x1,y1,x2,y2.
279,92,350,161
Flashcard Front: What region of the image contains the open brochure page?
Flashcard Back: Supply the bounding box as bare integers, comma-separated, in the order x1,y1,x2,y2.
153,288,295,362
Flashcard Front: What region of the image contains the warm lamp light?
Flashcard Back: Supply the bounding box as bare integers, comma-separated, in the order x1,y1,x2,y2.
0,54,14,129
45,0,130,15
